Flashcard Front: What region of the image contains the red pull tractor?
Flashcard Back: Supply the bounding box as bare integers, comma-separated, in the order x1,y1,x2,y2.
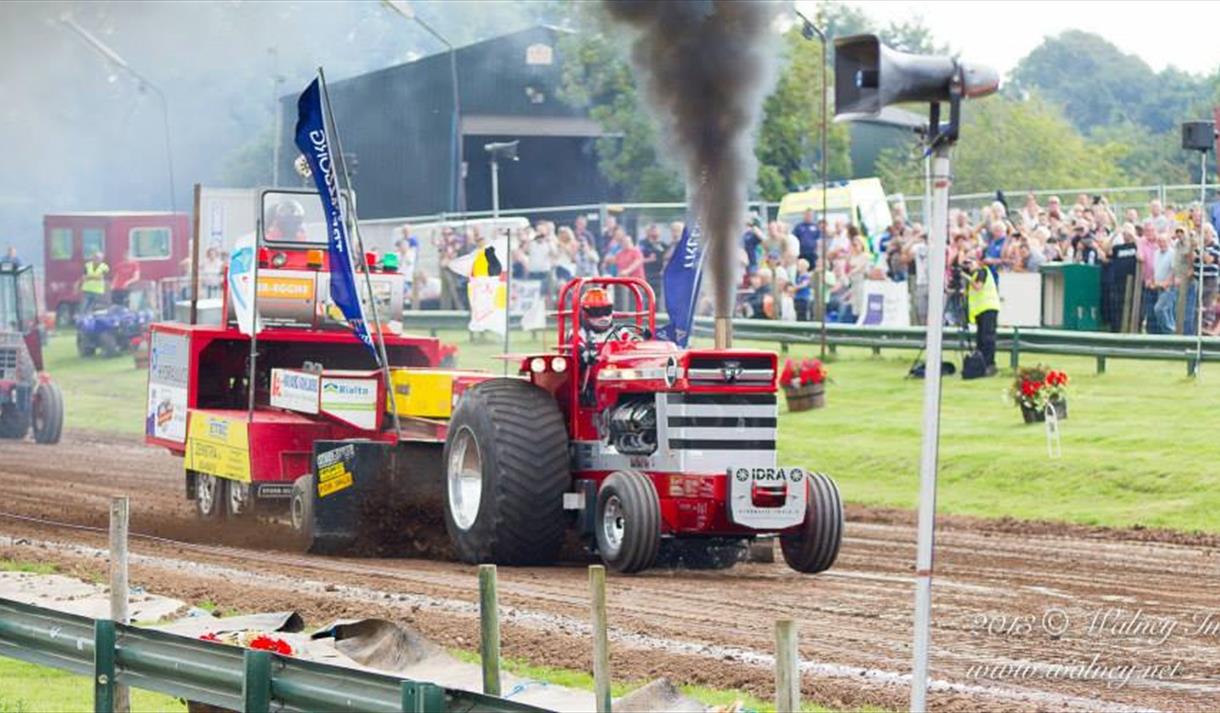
438,275,842,573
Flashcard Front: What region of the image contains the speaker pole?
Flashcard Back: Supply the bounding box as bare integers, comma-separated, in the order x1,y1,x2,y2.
1196,149,1206,377
910,113,954,713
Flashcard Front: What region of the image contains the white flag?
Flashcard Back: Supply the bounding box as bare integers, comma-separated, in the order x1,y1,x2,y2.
227,231,261,335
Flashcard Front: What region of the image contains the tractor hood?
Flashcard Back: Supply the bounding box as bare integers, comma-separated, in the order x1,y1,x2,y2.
597,339,777,389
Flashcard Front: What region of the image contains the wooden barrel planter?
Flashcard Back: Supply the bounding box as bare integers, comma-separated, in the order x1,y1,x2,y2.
1020,398,1067,424
784,382,825,412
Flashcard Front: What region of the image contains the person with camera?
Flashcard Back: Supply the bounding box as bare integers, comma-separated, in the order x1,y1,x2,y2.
961,252,1000,377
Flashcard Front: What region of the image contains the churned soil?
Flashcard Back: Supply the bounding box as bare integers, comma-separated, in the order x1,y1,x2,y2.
1,431,1218,712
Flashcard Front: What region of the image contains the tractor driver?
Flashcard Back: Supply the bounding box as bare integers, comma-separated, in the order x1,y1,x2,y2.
266,200,308,242
578,287,615,405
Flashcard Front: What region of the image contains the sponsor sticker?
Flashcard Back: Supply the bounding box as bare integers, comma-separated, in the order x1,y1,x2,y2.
270,368,320,414
316,444,355,497
185,413,250,482
319,376,378,430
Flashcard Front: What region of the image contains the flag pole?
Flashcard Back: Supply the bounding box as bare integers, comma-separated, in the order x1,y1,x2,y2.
316,67,401,433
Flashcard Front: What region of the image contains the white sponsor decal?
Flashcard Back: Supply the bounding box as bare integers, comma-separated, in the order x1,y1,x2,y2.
270,368,320,414
320,376,378,430
147,331,190,443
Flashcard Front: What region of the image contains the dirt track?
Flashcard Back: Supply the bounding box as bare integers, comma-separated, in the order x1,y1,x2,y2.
1,431,1218,712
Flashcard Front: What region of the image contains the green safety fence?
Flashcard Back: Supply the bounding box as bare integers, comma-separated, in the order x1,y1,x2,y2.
0,597,547,713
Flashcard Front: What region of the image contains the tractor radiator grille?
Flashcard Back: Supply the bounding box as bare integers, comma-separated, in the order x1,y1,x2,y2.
0,347,18,382
685,355,774,385
663,393,777,451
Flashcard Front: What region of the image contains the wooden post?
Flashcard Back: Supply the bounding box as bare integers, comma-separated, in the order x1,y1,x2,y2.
1009,326,1020,370
478,564,501,696
774,619,799,713
108,497,130,713
589,565,611,713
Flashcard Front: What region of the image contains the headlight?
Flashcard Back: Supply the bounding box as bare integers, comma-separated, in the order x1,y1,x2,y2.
530,357,547,373
551,356,567,373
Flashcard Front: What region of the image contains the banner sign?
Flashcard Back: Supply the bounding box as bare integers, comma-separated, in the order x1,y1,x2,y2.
270,368,321,414
146,331,189,443
657,220,704,347
294,77,379,364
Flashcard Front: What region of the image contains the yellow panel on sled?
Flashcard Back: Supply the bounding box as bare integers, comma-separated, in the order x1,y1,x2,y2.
388,369,454,419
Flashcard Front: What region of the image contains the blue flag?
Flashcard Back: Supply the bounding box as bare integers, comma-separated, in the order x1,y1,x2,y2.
656,220,704,347
294,78,379,364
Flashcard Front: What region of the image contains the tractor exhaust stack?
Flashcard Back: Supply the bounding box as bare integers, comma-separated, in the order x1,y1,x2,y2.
714,316,732,350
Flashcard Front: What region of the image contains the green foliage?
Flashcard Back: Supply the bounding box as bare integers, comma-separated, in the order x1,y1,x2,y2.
755,28,852,200
0,559,56,575
876,95,1129,196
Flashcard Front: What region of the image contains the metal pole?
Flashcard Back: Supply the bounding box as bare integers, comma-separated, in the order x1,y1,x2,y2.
270,48,282,187
108,497,130,713
492,157,510,374
154,86,177,214
1196,151,1206,377
318,68,401,432
247,219,260,423
189,184,202,325
910,143,953,713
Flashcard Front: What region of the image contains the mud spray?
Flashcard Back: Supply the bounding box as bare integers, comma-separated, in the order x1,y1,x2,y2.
602,0,781,348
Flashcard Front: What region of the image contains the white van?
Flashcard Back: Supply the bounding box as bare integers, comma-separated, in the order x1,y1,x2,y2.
777,177,893,242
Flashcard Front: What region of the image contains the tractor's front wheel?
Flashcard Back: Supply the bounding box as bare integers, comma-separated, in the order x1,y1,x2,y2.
98,332,120,358
0,404,29,439
595,471,661,574
76,332,95,358
195,473,228,521
32,382,64,445
442,379,570,566
780,472,843,574
226,480,253,518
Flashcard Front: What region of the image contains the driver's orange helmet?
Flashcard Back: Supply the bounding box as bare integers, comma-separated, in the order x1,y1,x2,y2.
580,287,613,334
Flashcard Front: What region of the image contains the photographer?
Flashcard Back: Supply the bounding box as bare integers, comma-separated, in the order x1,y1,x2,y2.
961,253,1000,377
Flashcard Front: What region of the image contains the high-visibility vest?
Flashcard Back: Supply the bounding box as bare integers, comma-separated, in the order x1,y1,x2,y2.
967,267,1000,323
82,261,109,294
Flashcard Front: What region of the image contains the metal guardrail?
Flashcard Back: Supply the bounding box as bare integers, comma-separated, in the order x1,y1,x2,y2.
402,311,1220,373
0,597,546,713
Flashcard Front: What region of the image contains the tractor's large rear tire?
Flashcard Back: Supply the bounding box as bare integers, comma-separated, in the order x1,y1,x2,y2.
0,404,29,439
442,379,569,566
195,473,228,521
780,472,843,574
594,471,661,574
31,382,64,445
98,332,119,358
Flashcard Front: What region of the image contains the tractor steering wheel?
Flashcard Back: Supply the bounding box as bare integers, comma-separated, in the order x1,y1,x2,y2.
611,323,647,343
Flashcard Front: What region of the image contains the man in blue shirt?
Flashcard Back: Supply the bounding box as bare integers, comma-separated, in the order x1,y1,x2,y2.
791,209,821,269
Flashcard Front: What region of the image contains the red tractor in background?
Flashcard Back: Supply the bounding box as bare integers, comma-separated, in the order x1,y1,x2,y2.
0,261,64,444
147,188,842,574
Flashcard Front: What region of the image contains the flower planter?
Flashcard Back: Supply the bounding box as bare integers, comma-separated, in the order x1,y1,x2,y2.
1020,398,1067,424
784,382,825,412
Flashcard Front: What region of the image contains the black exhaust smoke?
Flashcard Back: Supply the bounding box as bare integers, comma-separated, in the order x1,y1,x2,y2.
602,0,781,335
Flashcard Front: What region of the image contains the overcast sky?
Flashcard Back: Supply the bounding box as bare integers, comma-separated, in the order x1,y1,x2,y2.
809,1,1220,76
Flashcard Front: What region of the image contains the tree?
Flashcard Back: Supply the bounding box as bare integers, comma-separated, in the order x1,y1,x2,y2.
754,28,852,201
876,95,1128,196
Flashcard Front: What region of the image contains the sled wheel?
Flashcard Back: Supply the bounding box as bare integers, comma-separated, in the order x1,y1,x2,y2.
0,403,29,439
780,472,844,574
226,479,254,518
195,472,228,521
290,474,316,550
595,471,660,574
31,382,64,444
98,332,119,358
442,378,570,565
76,331,95,357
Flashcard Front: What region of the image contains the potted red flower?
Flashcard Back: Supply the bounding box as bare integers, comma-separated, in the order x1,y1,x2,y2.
779,358,827,412
1009,365,1069,423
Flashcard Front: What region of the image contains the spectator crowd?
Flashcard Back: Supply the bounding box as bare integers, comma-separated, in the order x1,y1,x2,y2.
395,192,1219,338
738,193,1219,336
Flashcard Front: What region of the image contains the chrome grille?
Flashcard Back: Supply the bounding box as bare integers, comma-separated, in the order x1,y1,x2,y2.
685,355,774,385
663,393,777,452
0,347,17,382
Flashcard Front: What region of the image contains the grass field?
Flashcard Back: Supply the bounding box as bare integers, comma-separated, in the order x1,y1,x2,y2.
44,326,1220,533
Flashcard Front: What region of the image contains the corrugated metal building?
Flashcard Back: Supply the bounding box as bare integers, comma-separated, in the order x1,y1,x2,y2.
277,25,615,220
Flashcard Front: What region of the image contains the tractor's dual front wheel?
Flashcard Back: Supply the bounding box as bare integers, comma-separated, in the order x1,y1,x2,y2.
780,472,844,574
595,471,661,574
442,379,570,566
31,382,64,445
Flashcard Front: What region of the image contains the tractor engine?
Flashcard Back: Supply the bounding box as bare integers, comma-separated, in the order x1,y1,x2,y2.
606,397,657,455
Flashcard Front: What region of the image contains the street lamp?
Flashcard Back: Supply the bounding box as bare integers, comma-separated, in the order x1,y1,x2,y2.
796,9,830,358
382,0,464,212
486,140,519,373
60,15,176,213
